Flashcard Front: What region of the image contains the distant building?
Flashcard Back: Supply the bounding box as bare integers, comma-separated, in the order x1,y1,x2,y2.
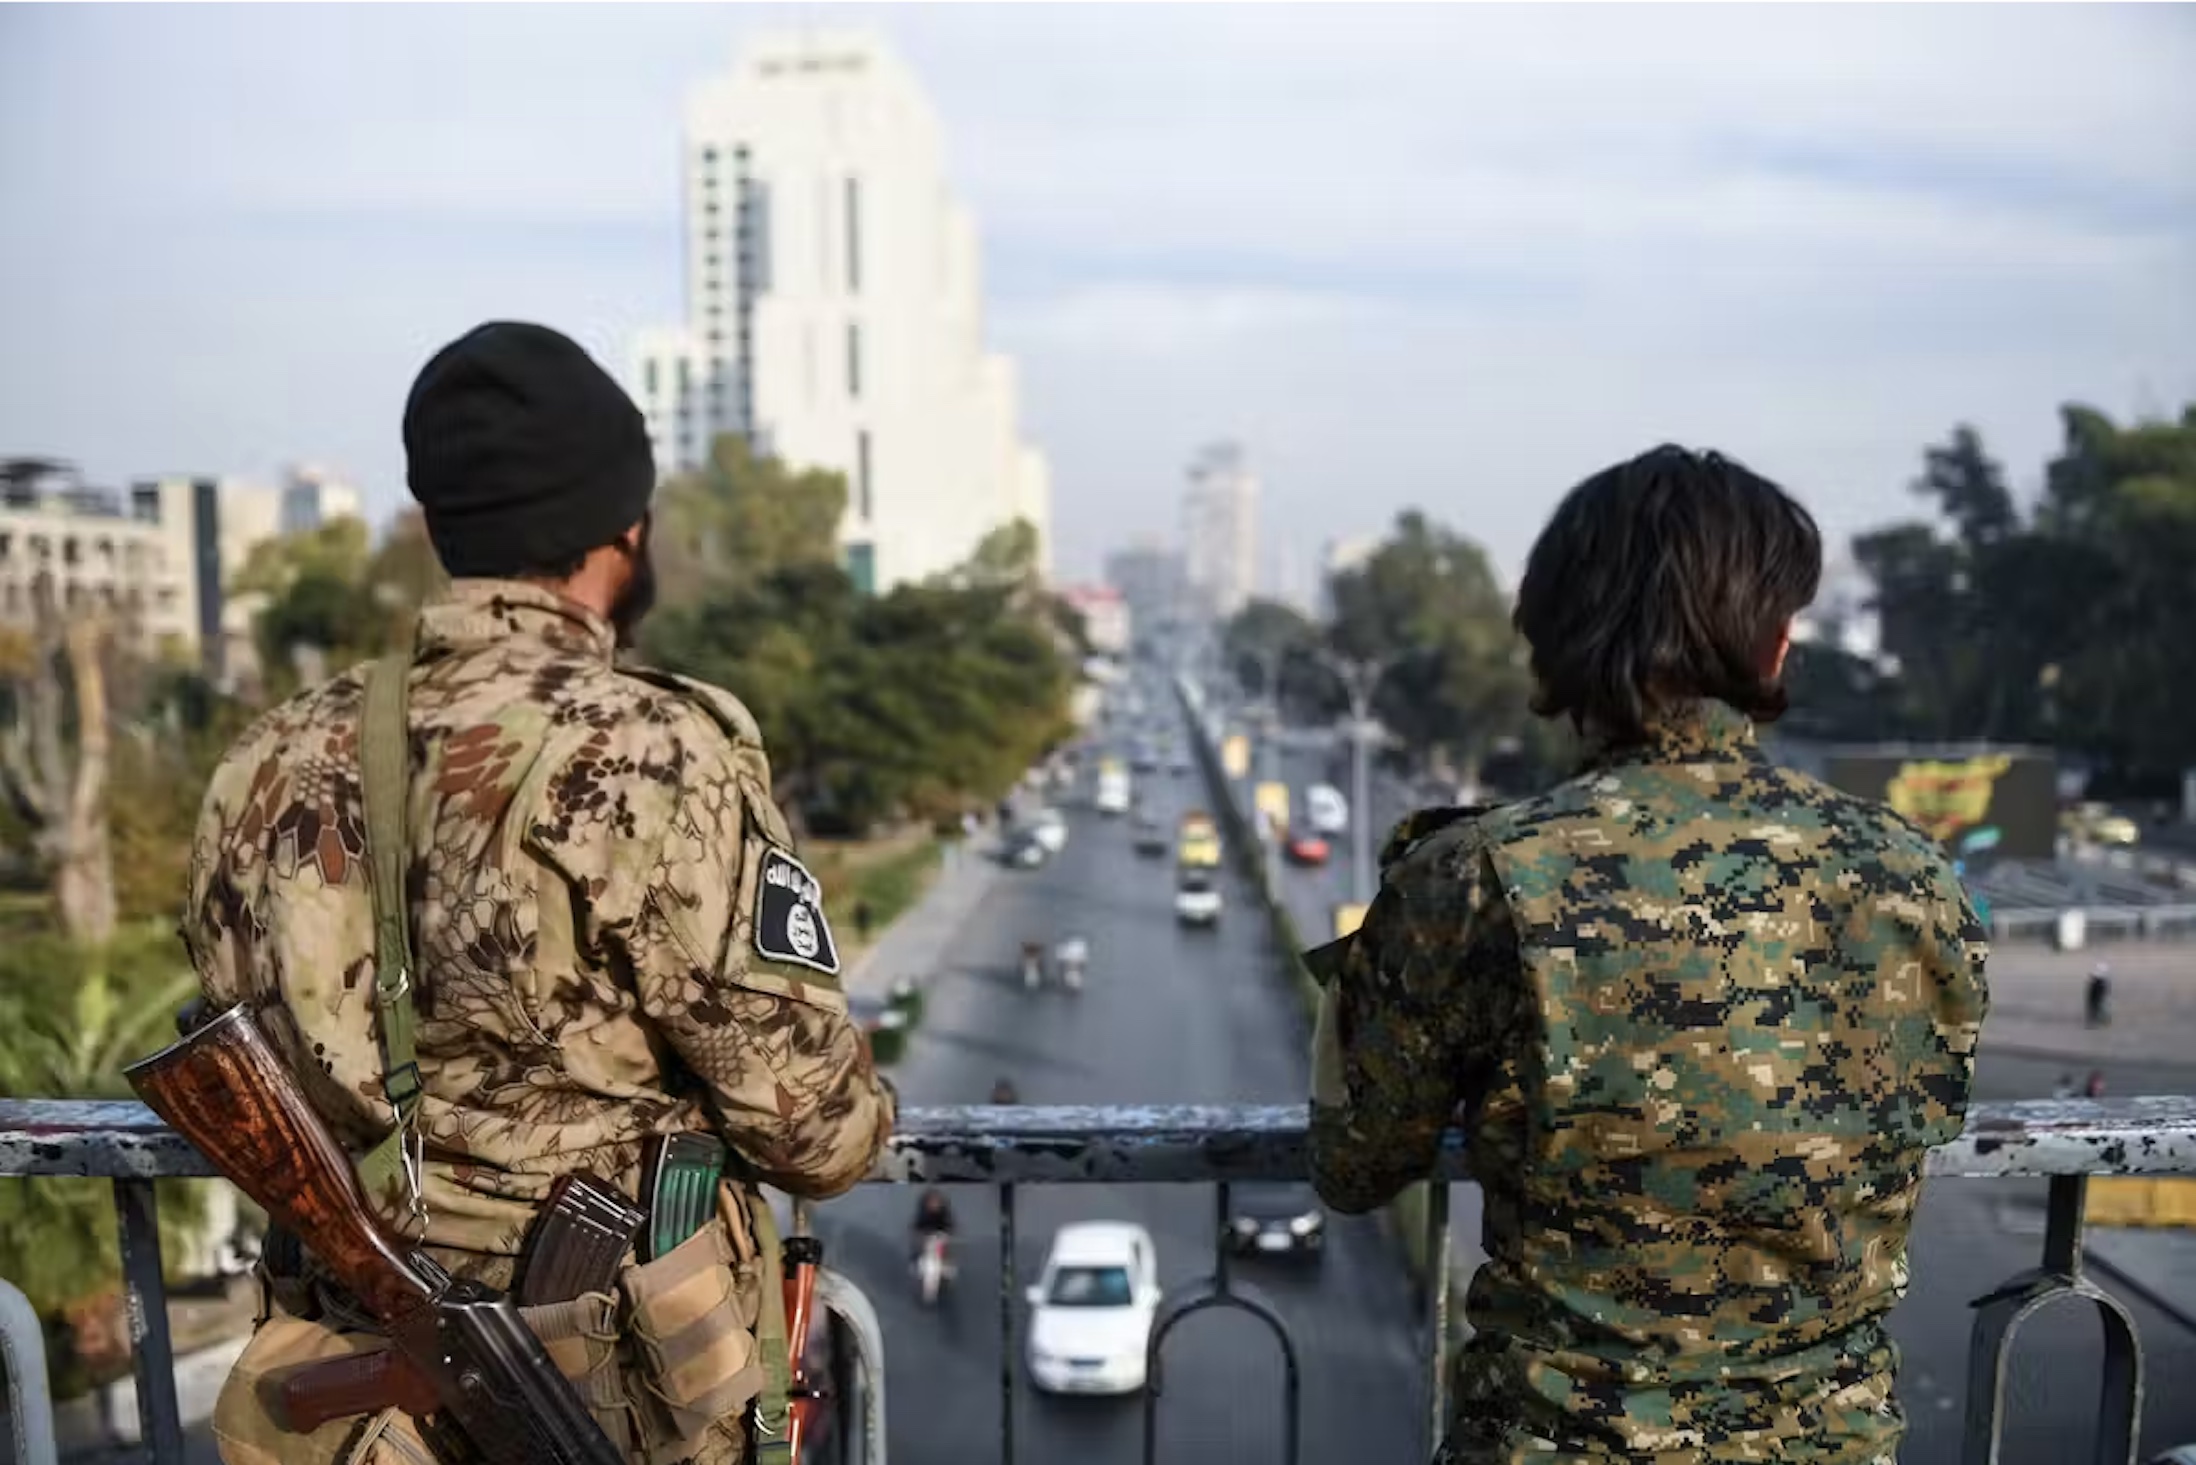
1182,443,1257,621
1059,584,1131,658
0,458,287,680
281,463,364,536
1319,534,1379,617
628,30,1050,593
1104,542,1190,635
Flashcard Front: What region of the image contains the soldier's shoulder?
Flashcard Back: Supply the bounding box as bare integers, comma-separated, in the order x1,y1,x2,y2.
1379,802,1509,883
203,664,370,799
612,665,765,751
1759,762,1957,871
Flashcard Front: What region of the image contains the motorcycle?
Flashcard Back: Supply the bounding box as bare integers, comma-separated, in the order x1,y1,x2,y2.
915,1232,954,1306
1056,941,1087,993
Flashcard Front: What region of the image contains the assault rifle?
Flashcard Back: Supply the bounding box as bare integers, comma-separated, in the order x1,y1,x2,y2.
125,1005,626,1465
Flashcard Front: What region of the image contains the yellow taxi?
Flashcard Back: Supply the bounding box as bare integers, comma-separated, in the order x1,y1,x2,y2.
1177,812,1222,868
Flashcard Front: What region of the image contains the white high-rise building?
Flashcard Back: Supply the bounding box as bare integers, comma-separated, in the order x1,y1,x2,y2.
629,30,1050,593
1182,443,1257,621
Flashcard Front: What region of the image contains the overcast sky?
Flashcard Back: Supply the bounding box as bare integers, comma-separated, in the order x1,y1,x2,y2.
3,5,2192,590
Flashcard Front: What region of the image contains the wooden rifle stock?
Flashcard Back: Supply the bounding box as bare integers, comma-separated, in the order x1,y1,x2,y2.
125,1006,626,1465
125,1005,437,1320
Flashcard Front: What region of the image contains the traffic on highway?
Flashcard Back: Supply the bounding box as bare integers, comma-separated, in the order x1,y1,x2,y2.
800,667,1429,1465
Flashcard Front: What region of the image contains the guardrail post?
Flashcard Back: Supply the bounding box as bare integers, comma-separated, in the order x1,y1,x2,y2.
1961,1174,2143,1465
1142,1183,1301,1465
1424,1181,1452,1459
113,1176,185,1460
813,1268,888,1465
1,1275,59,1465
998,1182,1017,1465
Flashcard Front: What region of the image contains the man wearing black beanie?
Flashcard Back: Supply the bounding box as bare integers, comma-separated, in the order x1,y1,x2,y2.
186,322,895,1465
404,320,662,642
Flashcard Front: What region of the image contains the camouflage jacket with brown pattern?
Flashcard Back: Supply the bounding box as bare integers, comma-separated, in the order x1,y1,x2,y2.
182,579,895,1260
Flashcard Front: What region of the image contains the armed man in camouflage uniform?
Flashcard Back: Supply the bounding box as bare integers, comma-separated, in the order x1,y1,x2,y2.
183,322,895,1465
1309,446,1988,1464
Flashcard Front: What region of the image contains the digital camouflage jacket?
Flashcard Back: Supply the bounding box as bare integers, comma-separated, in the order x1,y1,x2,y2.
1308,700,1988,1464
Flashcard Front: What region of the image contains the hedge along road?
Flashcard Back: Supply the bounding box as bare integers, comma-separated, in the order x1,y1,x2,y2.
808,713,1429,1465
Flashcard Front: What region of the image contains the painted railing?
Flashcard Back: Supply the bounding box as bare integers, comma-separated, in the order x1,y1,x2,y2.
4,1097,2195,1465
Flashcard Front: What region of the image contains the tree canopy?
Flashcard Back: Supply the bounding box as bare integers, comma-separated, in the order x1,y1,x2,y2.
1223,511,1552,789
1850,404,2196,785
640,442,1076,834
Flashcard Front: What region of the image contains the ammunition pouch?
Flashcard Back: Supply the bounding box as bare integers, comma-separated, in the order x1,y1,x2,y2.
617,1217,764,1465
522,1291,632,1456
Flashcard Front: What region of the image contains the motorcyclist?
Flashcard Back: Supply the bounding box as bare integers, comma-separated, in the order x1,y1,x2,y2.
1056,934,1090,970
911,1186,956,1260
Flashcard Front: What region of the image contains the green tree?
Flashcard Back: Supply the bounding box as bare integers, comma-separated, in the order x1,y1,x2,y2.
654,436,848,607
639,443,1075,834
1325,512,1530,782
1852,405,2196,783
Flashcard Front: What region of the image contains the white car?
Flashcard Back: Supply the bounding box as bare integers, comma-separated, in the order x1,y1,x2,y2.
1094,770,1133,815
1305,783,1349,835
1030,808,1069,853
1024,1222,1162,1395
1174,872,1222,927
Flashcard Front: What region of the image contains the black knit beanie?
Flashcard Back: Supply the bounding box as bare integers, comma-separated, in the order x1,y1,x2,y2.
402,321,655,577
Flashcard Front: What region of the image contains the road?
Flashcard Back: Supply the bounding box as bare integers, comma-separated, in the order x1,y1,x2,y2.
811,703,1428,1465
1247,718,2196,1465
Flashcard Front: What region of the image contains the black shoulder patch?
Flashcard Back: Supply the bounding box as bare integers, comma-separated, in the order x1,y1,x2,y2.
754,847,841,975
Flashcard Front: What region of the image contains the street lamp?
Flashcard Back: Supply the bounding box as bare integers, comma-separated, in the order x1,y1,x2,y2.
1309,650,1400,908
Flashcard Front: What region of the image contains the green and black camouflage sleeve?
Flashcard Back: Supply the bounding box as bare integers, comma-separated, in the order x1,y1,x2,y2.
1307,823,1524,1214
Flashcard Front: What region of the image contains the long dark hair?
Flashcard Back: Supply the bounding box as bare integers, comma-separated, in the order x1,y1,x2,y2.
1514,444,1822,744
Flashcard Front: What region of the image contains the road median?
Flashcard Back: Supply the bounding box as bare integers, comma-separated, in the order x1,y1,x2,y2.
1174,677,1455,1298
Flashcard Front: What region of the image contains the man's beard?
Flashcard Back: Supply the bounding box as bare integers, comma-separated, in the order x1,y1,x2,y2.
609,516,657,649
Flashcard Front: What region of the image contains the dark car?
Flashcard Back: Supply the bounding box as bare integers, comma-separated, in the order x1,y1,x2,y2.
1224,1181,1326,1260
1001,830,1048,869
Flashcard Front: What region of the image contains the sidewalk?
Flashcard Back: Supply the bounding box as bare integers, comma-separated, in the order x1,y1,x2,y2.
1979,941,2196,1066
842,834,1007,1003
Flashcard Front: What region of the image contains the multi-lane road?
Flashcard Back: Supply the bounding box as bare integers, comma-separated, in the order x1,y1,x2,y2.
813,701,1429,1465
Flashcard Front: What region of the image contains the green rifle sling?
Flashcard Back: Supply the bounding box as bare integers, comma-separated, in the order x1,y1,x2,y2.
357,624,424,1211
746,1194,793,1464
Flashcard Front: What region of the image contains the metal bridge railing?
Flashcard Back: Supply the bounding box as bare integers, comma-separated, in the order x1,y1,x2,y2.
4,1097,2196,1465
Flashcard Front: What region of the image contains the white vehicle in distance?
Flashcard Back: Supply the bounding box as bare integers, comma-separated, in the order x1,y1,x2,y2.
1024,1222,1162,1396
1174,870,1222,927
1030,807,1069,854
1305,783,1349,836
1094,761,1133,815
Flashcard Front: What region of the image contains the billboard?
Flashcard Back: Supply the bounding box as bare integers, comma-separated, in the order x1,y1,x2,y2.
1821,747,2057,860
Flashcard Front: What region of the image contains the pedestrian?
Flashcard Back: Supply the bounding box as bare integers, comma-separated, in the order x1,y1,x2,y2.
854,898,874,944
181,322,895,1465
2086,1069,2108,1099
2054,1073,2077,1100
1306,446,1989,1465
2086,962,2112,1027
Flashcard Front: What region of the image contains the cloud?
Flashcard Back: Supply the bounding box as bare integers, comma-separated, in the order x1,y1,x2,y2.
1,3,2191,588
